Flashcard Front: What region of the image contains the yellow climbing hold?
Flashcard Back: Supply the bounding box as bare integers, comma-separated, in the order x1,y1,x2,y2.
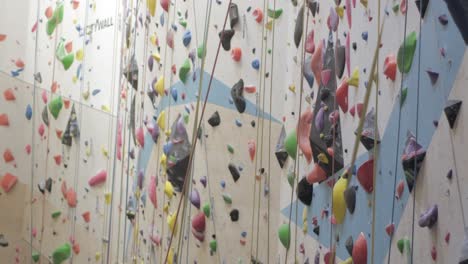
336,6,344,18
95,252,101,261
167,212,177,234
266,20,273,30
157,110,166,130
152,52,161,62
332,176,348,224
160,154,167,168
340,257,353,264
101,145,108,157
164,181,174,199
302,207,308,233
101,105,111,112
289,84,296,93
348,68,360,87
147,0,156,16
150,35,157,46
167,248,174,264
154,76,165,96
163,203,169,213
360,0,368,8
165,129,171,137
104,192,112,204
317,153,329,165
76,49,84,61
82,89,90,100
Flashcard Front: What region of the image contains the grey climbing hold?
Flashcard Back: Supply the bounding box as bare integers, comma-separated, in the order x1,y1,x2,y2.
219,29,235,51
229,3,240,28
294,6,304,48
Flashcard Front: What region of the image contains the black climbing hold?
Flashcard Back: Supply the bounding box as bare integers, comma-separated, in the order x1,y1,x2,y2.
123,55,139,90
294,6,305,48
219,29,235,51
355,108,380,150
230,209,239,222
320,88,330,100
275,126,289,168
62,104,80,147
447,169,453,180
344,185,356,214
45,177,53,193
0,234,8,247
126,210,136,221
444,100,462,129
443,0,468,44
415,0,429,18
297,177,313,206
42,106,49,127
307,0,319,17
345,236,353,256
251,120,256,127
313,226,320,236
208,111,221,127
167,116,192,192
335,40,345,78
228,163,240,182
231,79,246,113
401,132,426,192
352,42,357,51
229,3,239,28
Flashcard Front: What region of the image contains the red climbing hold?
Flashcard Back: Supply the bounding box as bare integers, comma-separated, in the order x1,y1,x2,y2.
352,232,368,264
336,78,349,113
305,30,315,54
253,8,263,23
0,114,10,126
349,103,363,117
311,41,323,86
3,149,14,163
248,140,256,162
82,211,90,223
231,47,242,62
396,180,405,199
161,0,169,12
431,246,437,261
385,223,395,236
384,54,397,81
4,88,16,101
1,172,17,193
357,159,374,193
66,188,77,208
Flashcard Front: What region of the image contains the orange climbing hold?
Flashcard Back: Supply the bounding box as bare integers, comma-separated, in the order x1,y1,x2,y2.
384,54,397,81
1,172,17,193
66,188,77,208
253,8,263,23
82,211,90,223
244,85,256,93
352,232,368,264
4,88,15,101
0,34,6,42
3,149,14,163
0,114,9,126
231,47,242,62
357,159,374,193
336,78,349,113
306,163,327,184
396,180,405,199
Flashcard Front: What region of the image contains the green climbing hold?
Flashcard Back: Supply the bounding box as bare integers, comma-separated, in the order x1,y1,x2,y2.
284,130,297,160
222,193,232,204
209,239,217,252
392,4,400,13
56,38,74,70
278,224,290,249
52,211,61,219
287,172,295,188
52,243,71,264
397,32,417,73
400,87,408,108
49,96,63,119
179,19,187,28
61,54,74,70
227,144,234,154
183,113,189,124
397,237,411,254
267,8,283,19
197,44,206,59
179,59,191,83
47,19,57,36
203,202,211,217
46,3,64,36
32,251,40,262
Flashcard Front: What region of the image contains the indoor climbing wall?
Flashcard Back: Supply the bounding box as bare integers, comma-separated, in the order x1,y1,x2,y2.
0,0,468,264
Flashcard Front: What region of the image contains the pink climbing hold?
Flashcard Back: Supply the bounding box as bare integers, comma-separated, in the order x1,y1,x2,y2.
1,172,17,193
3,149,14,163
321,69,332,86
248,140,256,162
41,90,48,103
38,123,45,137
396,180,405,199
0,114,9,126
346,0,352,28
231,47,242,62
4,88,16,101
349,103,363,117
357,159,374,193
82,211,90,223
305,30,315,54
244,85,256,94
54,155,62,165
327,7,339,32
72,243,80,254
167,31,174,49
253,8,263,23
32,228,37,238
306,163,327,184
384,54,397,81
66,188,77,208
431,246,437,261
336,78,349,113
88,170,107,187
311,41,323,86
149,176,158,208
297,108,313,164
401,0,407,14
352,232,368,264
25,144,31,155
61,181,68,199
136,126,145,147
161,0,169,12
445,232,450,244
385,223,395,236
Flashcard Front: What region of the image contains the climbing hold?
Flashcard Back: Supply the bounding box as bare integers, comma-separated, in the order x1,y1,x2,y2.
3,88,15,101
327,7,339,32
336,78,349,113
361,31,368,41
164,181,174,199
418,204,438,228
335,40,346,78
253,8,263,23
167,213,177,234
66,188,77,207
305,31,315,54
223,193,233,204
426,69,439,85
297,108,313,164
285,129,297,160
231,47,242,61
304,56,315,88
192,212,206,242
321,69,332,86
52,243,71,264
385,223,395,236
228,163,241,182
179,59,191,83
344,185,356,214
278,224,290,249
267,8,283,19
332,176,348,224
203,202,211,217
444,100,462,129
397,237,411,254
49,96,63,119
46,3,64,36
346,0,352,28
307,0,319,16
148,176,157,208
25,104,33,120
208,111,221,127
251,59,260,70
3,149,14,163
230,209,239,222
311,41,323,86
401,131,426,192
190,188,201,209
358,108,380,150
88,169,107,187
352,233,367,264
219,30,235,51
415,0,429,18
297,177,313,206
384,54,397,81
231,79,246,113
294,6,304,48
275,126,289,168
348,68,359,87
1,172,17,193
229,3,240,28
397,32,417,73
82,211,90,223
147,0,156,16
396,180,405,199
357,159,374,193
247,140,256,162
349,103,363,117
210,239,218,252
400,87,408,108
182,31,192,47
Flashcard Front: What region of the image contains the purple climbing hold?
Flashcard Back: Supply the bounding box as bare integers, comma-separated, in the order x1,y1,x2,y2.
418,204,438,228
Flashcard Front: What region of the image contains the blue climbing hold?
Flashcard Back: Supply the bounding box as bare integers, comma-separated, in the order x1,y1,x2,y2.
25,104,33,120
183,31,192,47
251,59,260,70
361,31,368,41
235,119,242,127
171,87,178,101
